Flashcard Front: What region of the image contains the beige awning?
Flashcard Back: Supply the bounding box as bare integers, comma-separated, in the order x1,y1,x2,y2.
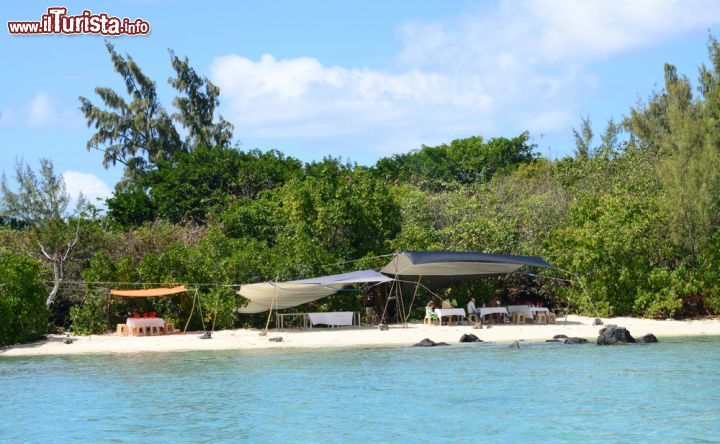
110,285,188,297
237,270,392,314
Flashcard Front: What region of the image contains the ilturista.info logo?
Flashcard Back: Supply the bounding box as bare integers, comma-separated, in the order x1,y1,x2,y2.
7,7,150,36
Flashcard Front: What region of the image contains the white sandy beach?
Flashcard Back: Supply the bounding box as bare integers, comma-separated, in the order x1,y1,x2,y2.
2,315,720,357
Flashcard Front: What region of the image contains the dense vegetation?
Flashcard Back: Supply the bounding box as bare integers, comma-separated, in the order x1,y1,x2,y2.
3,38,720,344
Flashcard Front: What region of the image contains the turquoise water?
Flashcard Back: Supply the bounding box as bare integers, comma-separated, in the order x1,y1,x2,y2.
2,337,720,443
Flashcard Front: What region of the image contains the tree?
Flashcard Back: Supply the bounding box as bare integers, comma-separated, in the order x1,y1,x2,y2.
0,159,84,307
169,50,234,149
80,42,183,176
373,133,536,190
628,63,720,259
572,115,593,159
0,249,49,345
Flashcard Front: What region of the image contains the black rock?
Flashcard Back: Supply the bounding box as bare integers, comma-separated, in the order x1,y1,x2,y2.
593,317,604,326
636,333,658,343
553,334,568,339
413,338,448,347
199,331,212,339
268,336,283,342
459,333,482,343
510,341,520,349
378,324,389,331
545,339,562,342
597,324,635,345
564,337,589,344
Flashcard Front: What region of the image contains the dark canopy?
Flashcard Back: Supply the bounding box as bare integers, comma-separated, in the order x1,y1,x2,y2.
380,251,554,288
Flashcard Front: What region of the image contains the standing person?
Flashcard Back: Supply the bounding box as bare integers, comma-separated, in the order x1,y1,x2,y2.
467,297,478,315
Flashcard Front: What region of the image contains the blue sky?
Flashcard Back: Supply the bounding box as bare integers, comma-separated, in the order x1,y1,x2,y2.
2,0,720,205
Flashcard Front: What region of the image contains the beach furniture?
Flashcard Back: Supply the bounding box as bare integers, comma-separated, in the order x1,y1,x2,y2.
508,305,534,323
126,317,166,336
307,311,358,328
424,307,439,325
511,312,526,324
547,312,556,323
164,322,175,333
477,307,509,325
116,324,128,336
535,313,547,324
435,308,465,325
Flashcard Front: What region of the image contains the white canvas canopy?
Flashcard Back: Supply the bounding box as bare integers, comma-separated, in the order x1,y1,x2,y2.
237,269,392,313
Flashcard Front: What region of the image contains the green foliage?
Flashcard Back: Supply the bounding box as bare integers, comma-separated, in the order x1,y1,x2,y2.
69,292,109,335
168,50,233,149
0,250,49,345
9,35,720,345
106,182,157,228
373,132,536,190
80,42,182,174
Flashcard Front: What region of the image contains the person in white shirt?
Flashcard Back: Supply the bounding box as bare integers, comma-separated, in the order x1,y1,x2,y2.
467,297,480,317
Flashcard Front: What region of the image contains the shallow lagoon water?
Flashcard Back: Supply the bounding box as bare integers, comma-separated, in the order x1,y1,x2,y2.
1,336,720,443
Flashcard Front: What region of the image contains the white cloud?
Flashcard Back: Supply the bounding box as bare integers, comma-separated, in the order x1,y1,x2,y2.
211,0,720,157
62,171,112,208
28,93,54,127
0,93,83,128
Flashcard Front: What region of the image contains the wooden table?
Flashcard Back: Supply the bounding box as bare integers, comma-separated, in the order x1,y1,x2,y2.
435,308,466,325
125,318,166,336
477,307,509,324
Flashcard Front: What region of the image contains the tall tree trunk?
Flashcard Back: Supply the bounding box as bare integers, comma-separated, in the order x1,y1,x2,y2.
46,259,62,308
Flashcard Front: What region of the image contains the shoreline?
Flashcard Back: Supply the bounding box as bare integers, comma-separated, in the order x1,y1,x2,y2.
2,315,720,358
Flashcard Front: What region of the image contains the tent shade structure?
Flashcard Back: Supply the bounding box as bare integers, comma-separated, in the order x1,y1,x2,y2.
110,285,188,297
237,270,393,314
380,251,554,287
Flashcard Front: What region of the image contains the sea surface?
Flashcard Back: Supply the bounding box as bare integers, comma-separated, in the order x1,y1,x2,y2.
1,336,719,443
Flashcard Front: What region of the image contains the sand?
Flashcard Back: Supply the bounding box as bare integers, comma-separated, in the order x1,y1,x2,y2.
2,315,720,357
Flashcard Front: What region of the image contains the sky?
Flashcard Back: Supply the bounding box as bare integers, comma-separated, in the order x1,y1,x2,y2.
2,0,720,207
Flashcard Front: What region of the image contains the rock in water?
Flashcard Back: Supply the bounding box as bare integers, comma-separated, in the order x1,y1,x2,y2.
564,337,589,344
459,334,482,343
510,341,520,349
553,334,568,339
597,324,635,345
413,338,449,347
545,339,562,343
636,333,658,343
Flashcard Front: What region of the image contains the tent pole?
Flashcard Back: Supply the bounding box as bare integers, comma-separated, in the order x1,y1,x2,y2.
395,272,407,328
183,288,199,333
262,274,280,336
404,275,422,323
380,279,396,325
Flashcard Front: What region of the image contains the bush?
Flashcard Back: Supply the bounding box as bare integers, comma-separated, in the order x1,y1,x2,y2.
69,292,110,335
0,250,49,345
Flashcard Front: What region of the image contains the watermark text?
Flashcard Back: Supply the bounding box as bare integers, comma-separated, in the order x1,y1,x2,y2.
8,7,150,36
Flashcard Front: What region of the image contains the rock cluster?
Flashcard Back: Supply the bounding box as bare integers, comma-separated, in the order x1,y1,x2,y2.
413,338,449,347
636,333,658,343
459,334,482,343
597,324,636,345
564,337,589,344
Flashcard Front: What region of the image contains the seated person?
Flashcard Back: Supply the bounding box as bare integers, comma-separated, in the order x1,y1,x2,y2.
425,301,439,319
441,298,458,308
